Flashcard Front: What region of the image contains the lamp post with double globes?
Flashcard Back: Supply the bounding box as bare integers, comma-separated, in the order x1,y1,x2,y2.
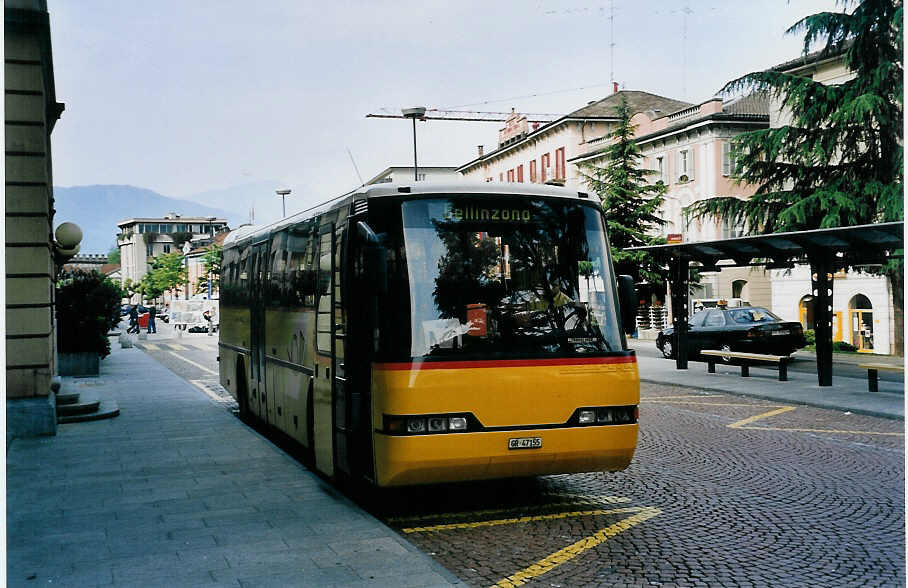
401,107,426,181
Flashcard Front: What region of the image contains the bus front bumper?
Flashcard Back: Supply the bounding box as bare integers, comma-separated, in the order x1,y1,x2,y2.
374,424,638,487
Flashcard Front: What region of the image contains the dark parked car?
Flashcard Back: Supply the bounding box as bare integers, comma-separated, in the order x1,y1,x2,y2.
656,306,806,360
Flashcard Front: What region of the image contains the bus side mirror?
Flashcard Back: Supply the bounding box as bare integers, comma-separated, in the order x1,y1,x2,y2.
617,275,636,334
357,221,387,295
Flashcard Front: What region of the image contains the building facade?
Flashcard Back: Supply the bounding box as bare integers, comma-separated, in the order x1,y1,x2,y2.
116,214,227,286
571,94,774,311
366,166,460,185
458,90,691,189
6,0,66,436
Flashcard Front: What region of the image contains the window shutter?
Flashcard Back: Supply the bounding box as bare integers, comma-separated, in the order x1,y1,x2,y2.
722,142,731,176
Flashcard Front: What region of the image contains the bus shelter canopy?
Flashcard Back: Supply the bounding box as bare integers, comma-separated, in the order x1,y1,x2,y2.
630,221,904,386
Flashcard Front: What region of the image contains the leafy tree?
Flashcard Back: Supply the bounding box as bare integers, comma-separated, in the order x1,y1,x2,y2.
56,271,122,358
195,245,222,296
107,245,120,265
684,0,903,352
146,252,188,299
138,272,165,303
121,277,139,302
578,95,668,285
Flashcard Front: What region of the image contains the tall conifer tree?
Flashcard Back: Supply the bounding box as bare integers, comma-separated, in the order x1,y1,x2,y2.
685,0,903,351
580,95,667,286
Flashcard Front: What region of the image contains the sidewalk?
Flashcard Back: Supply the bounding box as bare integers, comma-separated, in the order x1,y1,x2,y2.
6,342,460,588
631,339,904,420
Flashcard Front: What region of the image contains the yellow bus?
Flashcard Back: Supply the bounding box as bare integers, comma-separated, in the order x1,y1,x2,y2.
218,183,639,487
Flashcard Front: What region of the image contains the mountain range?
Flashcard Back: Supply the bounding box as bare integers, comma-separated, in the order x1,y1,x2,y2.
52,182,283,254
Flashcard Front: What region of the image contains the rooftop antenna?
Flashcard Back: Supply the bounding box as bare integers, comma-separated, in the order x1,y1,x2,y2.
681,3,693,100
610,0,616,85
346,147,365,186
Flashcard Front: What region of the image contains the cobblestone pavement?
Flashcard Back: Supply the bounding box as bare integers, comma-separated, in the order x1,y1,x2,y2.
137,340,905,587
374,383,905,587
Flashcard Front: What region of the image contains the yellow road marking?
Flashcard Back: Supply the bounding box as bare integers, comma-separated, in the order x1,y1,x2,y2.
644,394,719,400
650,400,782,408
189,379,226,403
403,506,646,534
727,406,797,428
165,350,218,376
492,506,662,587
143,343,160,351
735,425,904,437
388,495,630,525
169,343,189,351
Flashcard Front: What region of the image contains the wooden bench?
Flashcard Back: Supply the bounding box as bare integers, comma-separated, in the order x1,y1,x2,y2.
857,362,904,392
700,350,791,381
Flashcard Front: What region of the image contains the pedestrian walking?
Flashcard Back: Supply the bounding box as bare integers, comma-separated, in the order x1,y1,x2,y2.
128,304,139,334
147,305,157,334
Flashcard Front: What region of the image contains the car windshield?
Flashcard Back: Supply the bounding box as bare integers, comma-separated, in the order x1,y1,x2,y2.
726,307,781,324
399,197,624,359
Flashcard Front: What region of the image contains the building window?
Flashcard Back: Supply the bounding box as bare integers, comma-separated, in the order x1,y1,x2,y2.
163,244,171,254
555,147,566,180
541,153,551,182
721,217,745,239
654,155,666,184
416,173,426,181
517,164,524,183
499,172,504,182
677,149,694,182
722,141,738,176
507,169,515,182
530,160,537,183
146,244,154,257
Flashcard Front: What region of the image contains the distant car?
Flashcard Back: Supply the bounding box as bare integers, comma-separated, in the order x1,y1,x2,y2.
656,306,806,360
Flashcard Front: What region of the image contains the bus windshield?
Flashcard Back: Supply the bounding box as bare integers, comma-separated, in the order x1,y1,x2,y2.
400,197,623,359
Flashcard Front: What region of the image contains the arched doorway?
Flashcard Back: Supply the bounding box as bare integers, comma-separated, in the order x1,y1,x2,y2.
799,295,815,330
732,279,747,300
848,294,874,352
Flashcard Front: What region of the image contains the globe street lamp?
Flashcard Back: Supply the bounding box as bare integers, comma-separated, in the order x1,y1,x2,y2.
401,107,426,181
276,189,291,218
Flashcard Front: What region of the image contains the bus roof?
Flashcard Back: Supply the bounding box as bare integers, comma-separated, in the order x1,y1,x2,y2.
222,182,600,248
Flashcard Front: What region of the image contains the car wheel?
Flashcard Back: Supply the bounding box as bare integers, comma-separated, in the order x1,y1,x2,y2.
719,343,734,363
661,338,674,359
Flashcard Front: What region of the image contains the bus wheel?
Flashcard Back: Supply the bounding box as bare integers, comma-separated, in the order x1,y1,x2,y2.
236,362,251,423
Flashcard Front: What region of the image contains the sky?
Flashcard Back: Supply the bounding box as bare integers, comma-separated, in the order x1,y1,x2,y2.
48,0,837,223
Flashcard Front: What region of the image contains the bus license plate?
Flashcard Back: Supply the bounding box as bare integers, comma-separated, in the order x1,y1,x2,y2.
508,437,542,450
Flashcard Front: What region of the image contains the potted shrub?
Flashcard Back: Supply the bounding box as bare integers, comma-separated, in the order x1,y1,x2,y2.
56,271,122,376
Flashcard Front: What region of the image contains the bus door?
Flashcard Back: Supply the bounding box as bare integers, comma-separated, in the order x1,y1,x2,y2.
330,222,351,477
313,223,336,476
250,240,270,423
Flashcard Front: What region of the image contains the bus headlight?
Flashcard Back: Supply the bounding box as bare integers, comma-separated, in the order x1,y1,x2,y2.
384,413,474,435
448,417,467,431
572,406,637,426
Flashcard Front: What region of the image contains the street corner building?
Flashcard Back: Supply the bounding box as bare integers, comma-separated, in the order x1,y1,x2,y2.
5,0,66,437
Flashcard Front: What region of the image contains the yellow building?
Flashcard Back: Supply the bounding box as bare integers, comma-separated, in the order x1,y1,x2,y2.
6,0,66,436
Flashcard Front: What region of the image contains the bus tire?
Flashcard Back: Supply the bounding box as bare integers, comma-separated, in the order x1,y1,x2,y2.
236,360,251,423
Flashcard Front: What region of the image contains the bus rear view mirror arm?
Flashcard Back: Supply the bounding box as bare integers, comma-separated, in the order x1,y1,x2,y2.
617,275,637,334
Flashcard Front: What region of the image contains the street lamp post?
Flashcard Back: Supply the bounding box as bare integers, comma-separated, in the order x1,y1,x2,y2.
205,217,216,300
276,189,291,218
401,107,426,181
182,241,192,299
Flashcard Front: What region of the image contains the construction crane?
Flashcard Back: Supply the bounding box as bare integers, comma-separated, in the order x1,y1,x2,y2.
366,108,562,124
